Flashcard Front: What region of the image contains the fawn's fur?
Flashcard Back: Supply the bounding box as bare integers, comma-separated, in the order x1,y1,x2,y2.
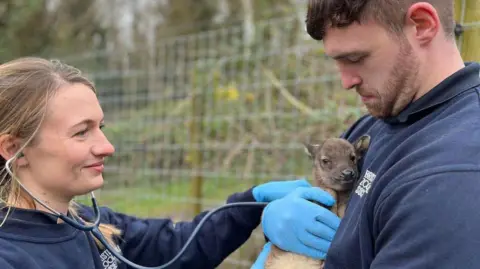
263,135,370,269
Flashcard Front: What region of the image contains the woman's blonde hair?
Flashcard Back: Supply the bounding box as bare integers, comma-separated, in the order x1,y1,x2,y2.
0,57,121,249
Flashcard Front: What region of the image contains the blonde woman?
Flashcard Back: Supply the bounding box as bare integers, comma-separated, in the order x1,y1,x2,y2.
0,57,339,269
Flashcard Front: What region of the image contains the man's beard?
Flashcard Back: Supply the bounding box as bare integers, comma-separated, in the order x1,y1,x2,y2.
362,39,419,119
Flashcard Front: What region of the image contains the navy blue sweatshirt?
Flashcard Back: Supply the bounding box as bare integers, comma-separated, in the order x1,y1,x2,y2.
0,188,263,269
324,62,480,268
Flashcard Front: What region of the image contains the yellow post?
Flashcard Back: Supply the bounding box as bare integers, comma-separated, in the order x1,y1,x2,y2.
455,0,480,61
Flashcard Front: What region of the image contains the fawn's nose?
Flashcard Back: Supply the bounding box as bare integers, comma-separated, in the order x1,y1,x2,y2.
342,169,355,179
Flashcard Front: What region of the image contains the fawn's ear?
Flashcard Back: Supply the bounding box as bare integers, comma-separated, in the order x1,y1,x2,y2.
303,143,320,159
353,135,371,157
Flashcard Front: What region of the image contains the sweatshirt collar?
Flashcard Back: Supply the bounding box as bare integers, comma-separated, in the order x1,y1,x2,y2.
384,62,480,125
0,206,80,241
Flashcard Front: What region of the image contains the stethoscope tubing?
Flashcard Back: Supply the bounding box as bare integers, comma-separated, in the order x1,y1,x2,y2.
4,157,268,268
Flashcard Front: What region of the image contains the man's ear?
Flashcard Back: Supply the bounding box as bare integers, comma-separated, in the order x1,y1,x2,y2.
405,2,440,45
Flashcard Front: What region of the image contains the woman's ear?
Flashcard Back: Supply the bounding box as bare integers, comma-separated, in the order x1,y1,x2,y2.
0,135,25,165
15,151,28,166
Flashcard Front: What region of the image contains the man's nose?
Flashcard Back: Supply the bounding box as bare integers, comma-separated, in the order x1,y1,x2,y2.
340,72,362,90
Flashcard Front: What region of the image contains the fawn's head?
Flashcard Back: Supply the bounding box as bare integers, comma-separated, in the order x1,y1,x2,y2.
304,135,370,191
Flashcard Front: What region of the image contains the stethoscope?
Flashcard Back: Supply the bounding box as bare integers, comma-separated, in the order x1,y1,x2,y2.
4,155,268,269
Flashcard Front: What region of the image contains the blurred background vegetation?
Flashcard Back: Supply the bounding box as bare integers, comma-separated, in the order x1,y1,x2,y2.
1,0,478,267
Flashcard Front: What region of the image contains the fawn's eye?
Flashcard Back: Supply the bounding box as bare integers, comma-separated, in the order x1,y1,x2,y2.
321,156,330,165
350,154,356,162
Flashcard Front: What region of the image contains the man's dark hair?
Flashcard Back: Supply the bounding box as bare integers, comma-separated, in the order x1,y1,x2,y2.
305,0,455,41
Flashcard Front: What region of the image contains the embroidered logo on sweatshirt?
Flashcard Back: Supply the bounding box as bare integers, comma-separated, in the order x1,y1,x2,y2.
355,169,376,197
100,249,118,269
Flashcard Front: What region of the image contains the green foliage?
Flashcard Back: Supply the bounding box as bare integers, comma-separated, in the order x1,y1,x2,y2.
77,175,253,217
0,0,106,62
97,47,366,186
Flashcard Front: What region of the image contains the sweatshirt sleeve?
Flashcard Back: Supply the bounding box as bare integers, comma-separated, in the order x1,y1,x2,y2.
86,187,264,269
371,169,480,268
0,259,15,269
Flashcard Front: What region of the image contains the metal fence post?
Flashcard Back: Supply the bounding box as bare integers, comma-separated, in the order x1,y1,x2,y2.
455,0,480,61
189,91,204,216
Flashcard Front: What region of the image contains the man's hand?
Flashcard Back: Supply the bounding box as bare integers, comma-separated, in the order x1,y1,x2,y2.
261,187,340,260
252,178,312,202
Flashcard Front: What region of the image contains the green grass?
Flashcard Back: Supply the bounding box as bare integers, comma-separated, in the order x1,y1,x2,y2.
75,176,260,219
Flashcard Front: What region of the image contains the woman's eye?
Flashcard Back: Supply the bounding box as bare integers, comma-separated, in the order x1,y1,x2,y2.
75,128,88,137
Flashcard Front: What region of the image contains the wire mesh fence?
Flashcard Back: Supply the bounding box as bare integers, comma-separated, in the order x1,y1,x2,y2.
64,1,479,267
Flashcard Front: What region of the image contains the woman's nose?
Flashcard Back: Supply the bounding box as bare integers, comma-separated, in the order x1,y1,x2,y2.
92,142,115,157
92,132,115,156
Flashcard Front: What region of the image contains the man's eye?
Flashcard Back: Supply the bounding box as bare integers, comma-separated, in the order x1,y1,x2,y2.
347,56,364,63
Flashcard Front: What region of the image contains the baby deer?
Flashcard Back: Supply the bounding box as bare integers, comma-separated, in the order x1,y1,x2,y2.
263,135,371,269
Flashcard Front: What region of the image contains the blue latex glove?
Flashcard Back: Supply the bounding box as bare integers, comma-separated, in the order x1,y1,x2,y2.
261,187,340,260
250,242,272,269
252,178,312,202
